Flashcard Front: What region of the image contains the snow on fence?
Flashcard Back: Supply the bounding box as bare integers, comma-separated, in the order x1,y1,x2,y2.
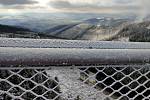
0,38,150,100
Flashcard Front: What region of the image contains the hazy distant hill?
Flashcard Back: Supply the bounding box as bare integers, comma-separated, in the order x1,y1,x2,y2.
0,24,63,39
0,24,31,33
0,13,82,32
1,16,150,42
46,18,130,40
0,13,135,32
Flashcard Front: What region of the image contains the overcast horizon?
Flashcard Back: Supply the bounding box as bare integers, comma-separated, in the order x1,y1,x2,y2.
0,0,148,15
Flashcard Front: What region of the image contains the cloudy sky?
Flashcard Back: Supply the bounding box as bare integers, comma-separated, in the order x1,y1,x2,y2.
0,0,147,14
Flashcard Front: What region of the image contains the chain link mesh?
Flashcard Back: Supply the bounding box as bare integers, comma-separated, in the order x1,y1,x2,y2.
0,65,150,100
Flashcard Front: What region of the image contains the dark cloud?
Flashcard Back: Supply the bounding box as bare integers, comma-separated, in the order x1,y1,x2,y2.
0,0,38,5
113,0,131,4
50,1,110,9
50,1,83,8
49,0,140,13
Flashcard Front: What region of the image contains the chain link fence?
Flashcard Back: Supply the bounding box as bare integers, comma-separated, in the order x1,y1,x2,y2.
0,38,150,100
0,65,150,100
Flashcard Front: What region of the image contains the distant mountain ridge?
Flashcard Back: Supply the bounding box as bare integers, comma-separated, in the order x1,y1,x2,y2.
0,24,31,33
0,24,65,39
1,17,150,42
45,18,150,42
45,18,130,40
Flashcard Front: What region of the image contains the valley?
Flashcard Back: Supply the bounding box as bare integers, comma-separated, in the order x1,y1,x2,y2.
1,15,150,42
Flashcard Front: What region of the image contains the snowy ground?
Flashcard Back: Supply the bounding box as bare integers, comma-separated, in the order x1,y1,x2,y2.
46,68,109,100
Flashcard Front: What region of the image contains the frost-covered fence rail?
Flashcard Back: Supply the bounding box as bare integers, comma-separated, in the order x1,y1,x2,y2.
0,38,150,100
1,37,150,49
1,48,150,66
